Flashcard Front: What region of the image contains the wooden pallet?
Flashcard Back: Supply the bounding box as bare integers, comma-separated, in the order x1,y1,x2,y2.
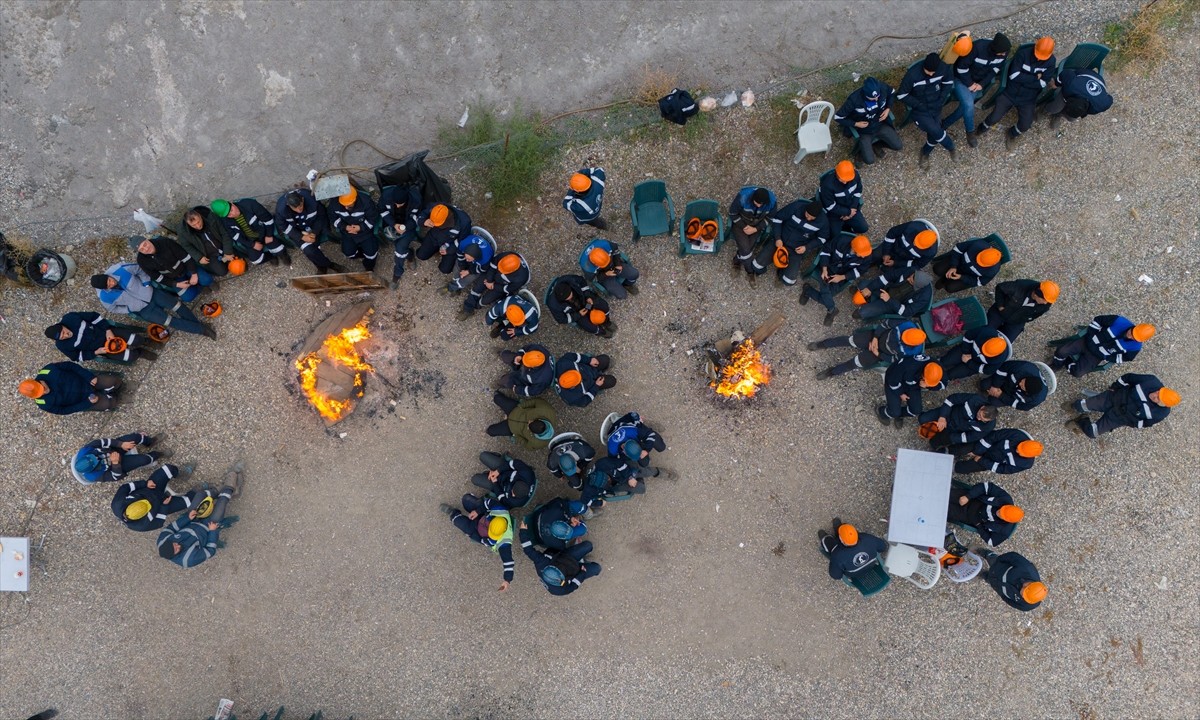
290,272,384,295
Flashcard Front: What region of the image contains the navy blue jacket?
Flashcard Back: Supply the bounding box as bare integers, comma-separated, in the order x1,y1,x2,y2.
818,233,871,282
729,186,777,236
1059,69,1112,115
826,533,887,580
884,355,943,403
417,204,472,251
1104,373,1170,429
31,362,96,415
136,236,198,286
928,393,995,445
990,280,1052,326
954,38,1007,88
981,360,1047,411
488,456,537,508
834,84,896,134
545,275,609,329
563,167,606,223
818,171,863,218
897,60,953,114
958,481,1018,547
53,311,110,362
508,345,555,398
877,221,938,269
943,326,1011,377
546,437,595,482
960,428,1037,475
1003,45,1057,104
519,527,600,595
771,199,831,255
945,238,1001,288
481,252,530,296
327,193,379,239
554,352,607,408
987,551,1042,611
110,464,190,532
274,189,329,244
377,185,422,239
526,498,587,551
604,412,665,457
861,271,932,318
157,513,220,569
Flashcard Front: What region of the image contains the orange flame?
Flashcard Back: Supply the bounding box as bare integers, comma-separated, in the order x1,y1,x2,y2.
295,319,374,421
712,339,771,398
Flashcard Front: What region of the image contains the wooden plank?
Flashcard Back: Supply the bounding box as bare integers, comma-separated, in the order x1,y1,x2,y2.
290,272,384,296
714,311,787,357
299,302,374,356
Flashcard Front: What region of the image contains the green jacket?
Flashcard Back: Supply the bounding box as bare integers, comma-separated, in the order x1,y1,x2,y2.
176,206,234,263
507,398,558,449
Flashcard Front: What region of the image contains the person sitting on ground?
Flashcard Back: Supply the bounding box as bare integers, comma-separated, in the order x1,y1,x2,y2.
465,251,530,314
978,549,1046,611
91,263,215,339
554,352,616,408
938,327,1011,383
19,361,122,415
834,76,902,165
327,186,380,272
1067,373,1179,439
156,466,242,569
817,519,888,582
377,184,422,288
854,270,933,321
445,234,494,301
1051,315,1153,377
486,391,557,449
519,519,601,596
177,206,235,277
979,360,1048,411
810,321,927,379
955,429,1042,475
800,232,874,326
986,279,1058,342
930,239,1003,292
949,480,1022,547
562,166,608,230
729,186,777,275
878,357,943,427
136,235,213,296
111,463,200,532
416,202,473,274
46,311,157,364
525,497,589,550
486,293,540,340
1044,66,1113,129
897,52,956,167
917,393,998,453
818,160,867,237
581,240,640,299
499,345,555,398
753,199,830,285
546,434,596,489
210,197,291,267
468,452,536,509
546,275,614,338
275,188,343,274
438,495,515,593
72,432,166,484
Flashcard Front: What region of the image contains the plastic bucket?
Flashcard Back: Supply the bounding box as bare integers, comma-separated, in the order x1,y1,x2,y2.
25,250,77,288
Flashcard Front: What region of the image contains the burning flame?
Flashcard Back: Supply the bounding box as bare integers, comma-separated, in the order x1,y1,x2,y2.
295,319,374,421
712,339,771,399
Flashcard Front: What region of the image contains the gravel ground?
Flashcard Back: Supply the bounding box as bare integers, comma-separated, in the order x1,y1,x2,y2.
2,2,1199,719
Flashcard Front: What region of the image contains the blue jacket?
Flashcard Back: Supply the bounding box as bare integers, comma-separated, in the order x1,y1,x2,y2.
454,234,496,275
519,527,600,595
274,189,329,244
897,60,953,114
826,532,887,580
526,497,588,550
1003,45,1056,104
729,187,777,237
884,355,943,401
980,360,1047,411
771,199,830,254
987,551,1042,610
1083,315,1141,364
990,279,1052,326
482,252,530,296
834,82,896,134
1104,373,1170,429
157,512,219,568
954,38,1007,88
546,436,595,482
377,185,422,239
111,464,190,532
1059,69,1112,114
31,362,95,415
860,270,932,318
95,262,156,316
818,171,863,218
945,326,1011,376
605,412,665,457
54,311,109,362
554,352,606,408
563,167,606,223
579,239,625,278
818,232,871,282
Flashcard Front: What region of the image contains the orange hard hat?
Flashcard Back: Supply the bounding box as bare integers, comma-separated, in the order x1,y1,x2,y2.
504,304,527,326
914,229,938,250
201,302,223,318
106,336,128,354
147,324,170,342
1038,280,1060,303
1132,324,1155,342
835,160,856,183
1034,36,1055,61
588,247,612,268
1158,388,1181,407
338,186,358,207
226,257,247,276
976,247,1002,268
773,247,789,269
901,328,927,347
699,220,719,241
558,369,583,389
850,235,872,257
497,254,521,275
997,505,1025,523
1017,440,1043,458
569,173,591,193
953,35,974,56
837,523,859,546
588,309,608,326
1021,581,1048,604
923,362,943,386
685,218,702,240
852,290,868,306
429,204,449,226
18,379,45,399
521,350,546,368
981,337,1008,358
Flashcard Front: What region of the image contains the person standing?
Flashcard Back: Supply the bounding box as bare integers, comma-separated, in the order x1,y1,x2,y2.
1044,67,1113,129
1067,373,1179,438
978,550,1046,611
878,357,944,427
562,167,608,229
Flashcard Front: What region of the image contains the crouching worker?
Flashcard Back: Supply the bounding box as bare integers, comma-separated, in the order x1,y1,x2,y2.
469,451,536,508
546,275,615,337
949,480,1022,547
72,432,166,484
525,497,589,550
817,519,887,584
156,465,243,568
111,463,200,532
519,519,601,596
439,496,515,592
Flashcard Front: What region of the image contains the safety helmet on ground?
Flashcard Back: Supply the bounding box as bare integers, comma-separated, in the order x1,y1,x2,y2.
1033,36,1055,61
1132,324,1155,342
837,523,859,546
201,302,223,318
570,173,592,193
952,35,974,57
226,257,247,276
521,350,546,368
1038,280,1060,303
589,309,608,327
588,247,612,268
125,499,153,521
1016,440,1043,458
497,254,521,275
505,304,527,326
1021,581,1048,604
835,160,856,183
981,337,1008,358
850,235,872,257
487,516,509,541
558,369,583,389
914,229,938,250
923,362,943,386
429,204,449,226
622,439,643,461
997,505,1024,523
976,247,1002,268
338,186,358,207
1158,388,1181,407
901,328,927,347
18,380,45,399
852,290,867,306
210,199,232,218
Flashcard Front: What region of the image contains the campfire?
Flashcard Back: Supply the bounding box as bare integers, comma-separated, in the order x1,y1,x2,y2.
295,302,375,424
703,312,784,400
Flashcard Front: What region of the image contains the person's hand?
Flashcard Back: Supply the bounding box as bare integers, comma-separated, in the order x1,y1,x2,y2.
395,223,406,235
487,469,500,483
199,257,210,265
848,208,858,218
936,417,947,431
504,328,516,339
796,245,807,255
347,224,360,234
189,274,199,286
900,394,909,403
589,357,601,368
466,510,479,521
253,242,264,251
987,387,1002,398
120,440,137,450
438,246,448,256
109,451,122,464
882,255,894,267
841,214,851,221
868,337,880,355
483,280,494,290
969,83,982,93
860,288,872,298
188,510,197,519
208,522,219,531
820,267,830,282
745,225,758,235
640,450,650,460
879,290,890,302
176,280,190,290
511,354,523,366
459,270,470,279
498,580,509,593
105,329,116,341
627,478,638,488
961,353,972,363
147,479,157,489
880,107,891,120
854,121,868,128
946,268,961,280
519,520,528,530
830,274,846,284
965,452,979,461
775,239,784,249
89,394,99,404
959,495,969,506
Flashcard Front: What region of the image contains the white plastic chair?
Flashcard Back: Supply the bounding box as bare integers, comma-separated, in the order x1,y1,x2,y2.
1033,361,1058,396
941,550,984,583
792,101,835,164
884,543,942,590
600,412,620,446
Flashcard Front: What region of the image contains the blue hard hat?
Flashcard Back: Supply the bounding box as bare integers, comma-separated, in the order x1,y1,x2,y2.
74,450,102,475
549,520,573,541
558,454,578,476
622,440,643,461
540,565,566,586
565,500,587,517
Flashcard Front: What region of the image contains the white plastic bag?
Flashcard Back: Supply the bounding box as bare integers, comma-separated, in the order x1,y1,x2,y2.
133,209,165,233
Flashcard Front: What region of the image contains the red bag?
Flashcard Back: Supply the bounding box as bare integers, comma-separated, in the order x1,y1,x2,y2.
932,303,964,337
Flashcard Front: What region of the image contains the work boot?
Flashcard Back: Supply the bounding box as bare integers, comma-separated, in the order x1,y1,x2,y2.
822,308,839,326
279,251,293,266
178,463,195,481
1005,129,1018,151
918,150,931,170
948,146,958,161
328,262,346,274
805,341,822,351
231,462,245,498
815,367,834,380
625,282,640,296
1049,113,1063,130
874,147,887,160
201,324,218,341
438,503,456,517
152,449,174,462
143,433,164,448
489,324,504,339
876,406,892,426
831,517,844,535
590,217,609,231
799,286,813,306
975,123,990,136
851,309,863,320
139,349,159,362
817,528,830,544
967,132,979,148
893,417,905,429
390,278,400,290
266,253,280,266
1066,417,1087,436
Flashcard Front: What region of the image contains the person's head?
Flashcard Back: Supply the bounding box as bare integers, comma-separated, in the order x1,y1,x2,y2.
997,504,1024,523
210,199,232,218
137,237,157,255
850,234,872,258
914,229,938,250
750,187,770,208
486,515,508,541
509,481,531,501
901,328,927,348
597,374,617,388
497,253,521,275
803,200,822,220
1062,97,1090,120
45,323,69,341
1021,580,1047,604
1016,439,1043,459
1152,387,1181,408
909,272,933,293
837,523,859,546
1035,280,1059,304
1019,375,1045,396
427,204,449,228
184,209,204,230
540,565,567,587
565,500,587,523
90,274,118,290
558,453,578,477
285,190,305,211
553,282,574,303
461,243,484,263
159,541,182,559
991,33,1011,56
569,173,592,194
505,304,527,327
622,439,643,461
125,499,153,522
1130,323,1155,343
338,186,358,208
976,404,998,422
922,52,941,75
981,336,1007,358
18,379,47,399
558,369,582,389
529,419,554,440
862,77,882,101
952,35,973,57
548,520,574,542
976,247,1002,268
921,362,943,388
588,247,612,269
835,160,856,183
521,349,546,368
1033,36,1055,62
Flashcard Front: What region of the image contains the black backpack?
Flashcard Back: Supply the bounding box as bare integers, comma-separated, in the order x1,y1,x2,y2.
658,88,699,126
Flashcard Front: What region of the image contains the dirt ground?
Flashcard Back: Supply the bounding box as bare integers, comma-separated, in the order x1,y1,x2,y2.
2,4,1199,720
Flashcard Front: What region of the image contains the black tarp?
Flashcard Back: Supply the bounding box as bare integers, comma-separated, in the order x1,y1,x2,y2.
373,150,453,206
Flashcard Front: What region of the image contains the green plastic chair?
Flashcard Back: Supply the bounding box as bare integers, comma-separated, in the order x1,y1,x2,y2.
983,43,1034,109
842,555,891,597
919,296,987,348
1037,42,1110,103
629,180,675,242
679,199,725,257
